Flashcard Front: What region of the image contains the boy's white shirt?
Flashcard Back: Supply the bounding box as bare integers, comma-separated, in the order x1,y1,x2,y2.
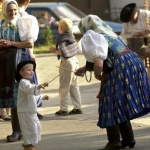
17,79,42,113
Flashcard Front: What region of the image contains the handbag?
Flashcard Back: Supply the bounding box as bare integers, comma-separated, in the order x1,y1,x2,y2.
85,48,114,82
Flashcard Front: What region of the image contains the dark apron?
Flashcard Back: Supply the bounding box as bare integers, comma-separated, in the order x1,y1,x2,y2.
0,47,23,107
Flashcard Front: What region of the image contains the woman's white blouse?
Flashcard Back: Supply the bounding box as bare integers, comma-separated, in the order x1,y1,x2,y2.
18,15,39,42
81,30,108,63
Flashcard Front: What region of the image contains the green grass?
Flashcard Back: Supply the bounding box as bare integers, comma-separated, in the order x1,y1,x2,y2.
34,44,55,54
33,36,81,54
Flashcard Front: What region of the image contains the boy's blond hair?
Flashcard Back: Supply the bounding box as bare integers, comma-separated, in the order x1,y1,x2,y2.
59,18,72,32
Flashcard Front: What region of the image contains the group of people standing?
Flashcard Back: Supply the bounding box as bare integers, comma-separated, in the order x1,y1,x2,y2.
0,1,150,150
0,0,42,149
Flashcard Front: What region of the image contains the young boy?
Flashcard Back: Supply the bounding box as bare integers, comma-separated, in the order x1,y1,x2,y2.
16,60,49,150
49,18,82,116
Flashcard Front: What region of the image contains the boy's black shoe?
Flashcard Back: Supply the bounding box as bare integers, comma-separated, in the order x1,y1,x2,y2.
55,110,69,116
69,108,83,115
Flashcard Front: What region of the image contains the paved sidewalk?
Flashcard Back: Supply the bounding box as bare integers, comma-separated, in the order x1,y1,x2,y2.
0,54,150,150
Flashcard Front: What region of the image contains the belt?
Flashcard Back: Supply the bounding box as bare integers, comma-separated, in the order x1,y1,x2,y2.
61,56,74,60
116,48,130,58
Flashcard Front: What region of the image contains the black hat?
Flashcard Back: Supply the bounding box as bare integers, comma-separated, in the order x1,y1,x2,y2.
16,60,36,82
120,3,137,23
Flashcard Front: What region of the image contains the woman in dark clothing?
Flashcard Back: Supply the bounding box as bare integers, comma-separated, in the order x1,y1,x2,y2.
0,0,39,142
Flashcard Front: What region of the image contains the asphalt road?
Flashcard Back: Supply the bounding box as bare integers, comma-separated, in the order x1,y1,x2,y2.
0,54,150,150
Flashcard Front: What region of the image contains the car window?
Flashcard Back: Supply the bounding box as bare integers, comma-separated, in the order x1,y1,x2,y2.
29,9,56,27
52,5,86,22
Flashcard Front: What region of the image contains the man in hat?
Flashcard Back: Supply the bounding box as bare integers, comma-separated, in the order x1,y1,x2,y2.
120,2,150,80
120,3,150,43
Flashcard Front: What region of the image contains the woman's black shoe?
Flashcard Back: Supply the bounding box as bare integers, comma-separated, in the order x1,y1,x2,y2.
121,140,136,148
7,131,22,142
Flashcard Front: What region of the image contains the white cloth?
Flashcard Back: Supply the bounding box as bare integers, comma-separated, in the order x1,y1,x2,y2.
120,9,150,43
18,112,41,145
18,10,39,42
81,30,108,63
17,79,42,113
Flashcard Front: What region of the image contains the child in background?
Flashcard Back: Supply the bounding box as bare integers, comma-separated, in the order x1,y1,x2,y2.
16,60,49,150
49,18,82,116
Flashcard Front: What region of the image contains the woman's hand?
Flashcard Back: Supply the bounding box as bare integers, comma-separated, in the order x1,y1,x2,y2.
132,30,149,37
0,39,11,47
28,48,36,61
94,75,102,80
75,66,86,77
96,91,101,99
94,58,103,80
30,53,36,61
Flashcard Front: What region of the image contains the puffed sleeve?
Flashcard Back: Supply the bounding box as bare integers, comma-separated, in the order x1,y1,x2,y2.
81,30,108,63
18,15,39,42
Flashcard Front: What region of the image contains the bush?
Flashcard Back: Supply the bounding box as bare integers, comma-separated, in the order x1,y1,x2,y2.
42,26,54,45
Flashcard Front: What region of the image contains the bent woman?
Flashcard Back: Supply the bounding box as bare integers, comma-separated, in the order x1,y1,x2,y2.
76,14,150,150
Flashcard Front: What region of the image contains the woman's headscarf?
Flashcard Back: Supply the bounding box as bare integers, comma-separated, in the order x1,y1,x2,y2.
1,0,20,31
78,14,117,38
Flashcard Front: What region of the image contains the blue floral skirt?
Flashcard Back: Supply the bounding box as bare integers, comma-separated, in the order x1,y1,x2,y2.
97,50,150,128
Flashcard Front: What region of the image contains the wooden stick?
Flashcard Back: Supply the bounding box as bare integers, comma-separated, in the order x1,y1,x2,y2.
56,66,84,77
144,0,149,33
48,71,64,84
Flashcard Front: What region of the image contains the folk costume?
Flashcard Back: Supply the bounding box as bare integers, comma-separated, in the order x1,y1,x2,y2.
55,30,82,115
16,61,42,147
120,3,150,43
0,0,39,142
78,15,150,150
0,0,11,122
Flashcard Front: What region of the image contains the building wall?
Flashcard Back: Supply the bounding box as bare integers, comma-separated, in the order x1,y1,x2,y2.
110,0,149,8
30,0,111,20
